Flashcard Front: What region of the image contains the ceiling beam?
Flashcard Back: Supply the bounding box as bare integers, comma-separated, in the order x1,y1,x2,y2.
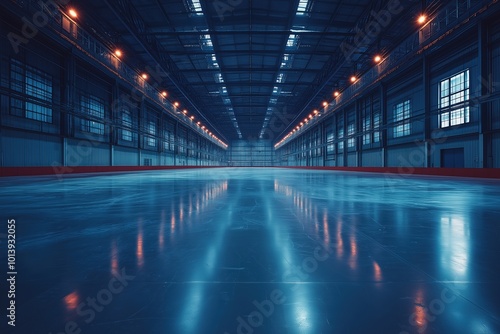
143,30,354,36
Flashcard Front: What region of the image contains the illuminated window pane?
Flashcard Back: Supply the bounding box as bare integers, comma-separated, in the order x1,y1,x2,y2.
439,70,469,128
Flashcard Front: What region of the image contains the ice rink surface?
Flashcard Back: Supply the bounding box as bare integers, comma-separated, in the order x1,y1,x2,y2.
1,168,500,334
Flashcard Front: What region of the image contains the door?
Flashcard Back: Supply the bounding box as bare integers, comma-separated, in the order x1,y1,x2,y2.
441,148,465,168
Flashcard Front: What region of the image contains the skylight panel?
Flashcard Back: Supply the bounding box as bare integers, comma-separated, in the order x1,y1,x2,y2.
188,0,203,15
281,54,292,68
210,54,219,68
297,0,309,15
216,73,224,83
286,34,297,47
201,34,213,48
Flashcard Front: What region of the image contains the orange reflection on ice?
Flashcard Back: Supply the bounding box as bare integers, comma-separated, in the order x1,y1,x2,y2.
349,235,358,270
137,220,144,268
64,292,79,311
159,210,165,250
188,196,193,217
111,240,119,275
323,209,330,250
373,261,382,282
336,220,344,258
180,199,184,221
413,289,427,330
171,212,176,242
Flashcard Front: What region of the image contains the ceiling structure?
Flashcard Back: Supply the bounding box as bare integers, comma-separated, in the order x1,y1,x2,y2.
74,0,435,143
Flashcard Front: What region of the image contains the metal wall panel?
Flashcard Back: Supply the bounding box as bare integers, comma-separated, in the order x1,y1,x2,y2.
325,159,336,167
347,152,357,167
336,155,344,167
230,140,273,166
114,147,139,166
431,136,480,168
492,133,500,168
491,25,500,130
141,152,159,166
386,143,426,168
1,129,61,167
362,150,383,167
65,138,110,166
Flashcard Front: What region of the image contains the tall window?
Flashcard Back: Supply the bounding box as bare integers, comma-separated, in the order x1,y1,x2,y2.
347,123,356,147
80,94,105,135
373,111,381,143
393,100,411,138
164,130,171,151
169,131,175,152
147,120,156,147
326,126,335,155
347,113,356,148
10,59,53,123
362,110,371,145
122,110,133,141
337,115,344,151
439,70,469,128
179,136,186,155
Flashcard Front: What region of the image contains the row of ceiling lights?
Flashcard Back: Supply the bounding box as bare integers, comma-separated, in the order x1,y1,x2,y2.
275,14,428,148
66,7,228,149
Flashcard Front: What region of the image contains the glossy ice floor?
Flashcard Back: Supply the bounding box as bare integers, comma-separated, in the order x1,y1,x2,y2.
1,168,500,334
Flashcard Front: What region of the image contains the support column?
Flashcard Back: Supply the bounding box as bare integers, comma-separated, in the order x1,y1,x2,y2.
380,83,387,167
356,99,361,167
423,54,431,167
342,110,347,167
63,48,76,167
110,80,120,167
478,20,488,167
138,96,145,166
174,120,178,166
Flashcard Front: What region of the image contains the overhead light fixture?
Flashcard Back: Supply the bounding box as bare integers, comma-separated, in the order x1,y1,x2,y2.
114,49,122,58
174,102,180,107
161,91,168,97
374,55,382,63
183,110,188,114
350,76,357,83
314,109,319,114
141,73,148,80
68,8,78,18
190,116,195,120
334,91,340,97
418,15,427,24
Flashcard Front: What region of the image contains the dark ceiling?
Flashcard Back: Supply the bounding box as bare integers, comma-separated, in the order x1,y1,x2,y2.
74,0,431,143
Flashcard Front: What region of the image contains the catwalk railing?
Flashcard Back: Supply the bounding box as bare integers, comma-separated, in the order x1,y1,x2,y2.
6,0,227,149
275,0,495,149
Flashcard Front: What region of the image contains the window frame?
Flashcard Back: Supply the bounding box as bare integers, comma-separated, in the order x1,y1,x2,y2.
79,93,106,135
393,99,411,138
10,59,54,123
439,69,470,128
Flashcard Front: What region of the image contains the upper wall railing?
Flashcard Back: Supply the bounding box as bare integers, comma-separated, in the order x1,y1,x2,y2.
6,0,228,149
275,0,493,149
